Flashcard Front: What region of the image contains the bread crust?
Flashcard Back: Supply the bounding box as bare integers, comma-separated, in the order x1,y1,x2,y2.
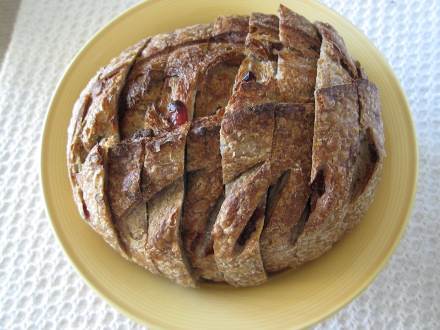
315,21,358,89
221,103,275,183
220,12,279,184
260,103,314,271
245,12,280,61
68,38,149,164
212,162,271,287
120,25,214,136
182,168,224,281
182,114,224,281
278,5,320,58
67,6,385,288
76,144,128,258
141,124,188,201
269,103,314,183
186,113,223,171
343,79,385,234
277,4,320,103
107,139,152,268
146,178,197,287
120,50,168,139
290,83,360,266
108,140,144,221
213,15,249,43
220,68,277,186
67,38,148,223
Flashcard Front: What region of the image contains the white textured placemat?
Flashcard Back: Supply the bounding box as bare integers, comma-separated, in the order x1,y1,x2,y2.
0,0,438,328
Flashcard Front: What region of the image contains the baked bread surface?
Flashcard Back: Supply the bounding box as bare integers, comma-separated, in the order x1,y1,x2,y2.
67,5,385,287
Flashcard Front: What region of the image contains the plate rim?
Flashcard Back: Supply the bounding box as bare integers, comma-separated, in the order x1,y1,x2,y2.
40,0,418,328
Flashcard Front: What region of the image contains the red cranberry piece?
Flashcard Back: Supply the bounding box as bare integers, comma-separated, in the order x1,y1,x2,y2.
168,100,188,127
242,71,256,82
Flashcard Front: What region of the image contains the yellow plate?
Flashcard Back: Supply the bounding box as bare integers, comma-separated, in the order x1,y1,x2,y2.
41,0,418,328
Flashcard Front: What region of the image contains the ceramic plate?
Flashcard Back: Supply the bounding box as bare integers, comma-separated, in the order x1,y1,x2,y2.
41,0,418,328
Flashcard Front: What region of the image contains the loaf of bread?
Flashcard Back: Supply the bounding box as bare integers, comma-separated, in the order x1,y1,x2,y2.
67,4,385,287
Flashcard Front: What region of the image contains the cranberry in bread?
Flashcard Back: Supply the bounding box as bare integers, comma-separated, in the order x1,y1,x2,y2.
67,4,385,287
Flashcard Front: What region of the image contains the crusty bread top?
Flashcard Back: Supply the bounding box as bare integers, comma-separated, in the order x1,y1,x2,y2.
67,5,385,288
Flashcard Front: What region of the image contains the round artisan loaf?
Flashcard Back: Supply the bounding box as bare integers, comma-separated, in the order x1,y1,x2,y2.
67,4,385,287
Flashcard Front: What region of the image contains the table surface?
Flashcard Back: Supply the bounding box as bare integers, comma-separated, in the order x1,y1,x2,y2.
0,0,439,329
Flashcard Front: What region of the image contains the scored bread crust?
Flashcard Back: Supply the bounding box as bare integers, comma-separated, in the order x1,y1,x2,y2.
181,15,250,282
67,5,385,287
220,12,279,185
141,125,188,200
213,12,280,286
75,143,129,259
277,4,320,103
260,103,314,272
315,21,359,89
343,79,385,234
67,38,149,226
182,113,224,281
290,83,360,266
145,178,197,287
212,162,271,287
106,138,153,270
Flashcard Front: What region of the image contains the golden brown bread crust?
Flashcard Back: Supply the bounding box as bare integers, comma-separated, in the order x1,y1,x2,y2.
146,179,197,287
120,49,168,139
107,140,152,269
269,103,314,184
68,38,149,163
141,125,197,286
212,162,271,287
76,143,128,259
260,103,314,271
141,124,188,201
67,6,385,288
277,5,320,103
220,13,279,184
214,12,279,280
120,24,213,137
186,113,223,171
212,15,249,42
106,139,149,264
182,168,224,281
245,13,281,61
282,21,375,268
343,79,385,234
278,5,320,59
67,38,148,222
220,103,275,183
194,16,248,118
290,83,360,266
108,140,144,221
182,114,224,281
194,59,242,118
315,21,359,89
159,41,209,122
214,13,280,280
